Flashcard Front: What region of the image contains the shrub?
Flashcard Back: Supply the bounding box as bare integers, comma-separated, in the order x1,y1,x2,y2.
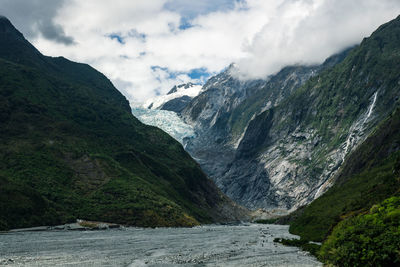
319,196,400,266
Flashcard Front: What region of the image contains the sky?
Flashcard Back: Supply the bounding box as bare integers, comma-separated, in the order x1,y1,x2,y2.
1,0,400,105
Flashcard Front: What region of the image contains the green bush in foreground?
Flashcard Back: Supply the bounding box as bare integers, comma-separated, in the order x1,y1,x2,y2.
274,238,321,257
319,196,400,266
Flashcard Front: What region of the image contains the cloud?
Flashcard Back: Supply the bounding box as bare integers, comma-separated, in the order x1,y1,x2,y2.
36,20,74,45
234,0,400,79
1,0,400,104
0,0,75,45
164,0,239,18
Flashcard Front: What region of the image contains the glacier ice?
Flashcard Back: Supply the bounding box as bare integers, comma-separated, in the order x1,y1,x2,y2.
132,107,196,145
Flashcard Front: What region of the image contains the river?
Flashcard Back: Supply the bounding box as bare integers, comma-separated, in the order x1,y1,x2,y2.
0,224,321,266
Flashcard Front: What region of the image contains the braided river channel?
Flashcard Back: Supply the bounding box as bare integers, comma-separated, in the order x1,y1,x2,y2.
0,224,321,266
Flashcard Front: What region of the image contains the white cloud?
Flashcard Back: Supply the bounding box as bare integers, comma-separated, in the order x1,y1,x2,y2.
2,0,400,104
235,0,400,79
0,0,74,44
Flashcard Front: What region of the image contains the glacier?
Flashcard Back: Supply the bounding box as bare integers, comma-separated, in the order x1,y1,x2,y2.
132,107,196,145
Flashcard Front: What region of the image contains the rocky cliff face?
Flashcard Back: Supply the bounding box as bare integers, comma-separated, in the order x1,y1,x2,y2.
180,64,267,178
179,54,347,209
181,62,327,209
180,15,400,211
181,53,349,179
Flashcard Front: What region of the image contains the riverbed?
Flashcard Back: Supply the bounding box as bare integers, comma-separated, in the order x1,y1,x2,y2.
0,224,321,266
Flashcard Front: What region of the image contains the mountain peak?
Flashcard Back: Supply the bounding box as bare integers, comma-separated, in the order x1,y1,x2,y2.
167,82,196,95
0,15,9,21
0,16,45,67
0,15,21,35
144,82,203,111
221,63,238,75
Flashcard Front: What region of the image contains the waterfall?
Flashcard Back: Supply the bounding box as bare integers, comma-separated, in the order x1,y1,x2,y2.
343,91,378,161
364,91,378,123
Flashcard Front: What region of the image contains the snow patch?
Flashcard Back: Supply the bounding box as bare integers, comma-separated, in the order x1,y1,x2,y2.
144,84,203,110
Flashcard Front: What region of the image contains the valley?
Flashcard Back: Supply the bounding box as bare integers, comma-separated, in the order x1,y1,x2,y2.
142,16,400,213
132,15,400,266
0,5,399,266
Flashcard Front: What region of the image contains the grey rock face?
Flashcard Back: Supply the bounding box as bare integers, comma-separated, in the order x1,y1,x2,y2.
167,82,195,95
160,95,192,113
180,48,391,210
181,64,267,176
181,63,323,209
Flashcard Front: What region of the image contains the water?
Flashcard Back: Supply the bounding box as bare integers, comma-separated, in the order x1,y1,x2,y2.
0,224,321,266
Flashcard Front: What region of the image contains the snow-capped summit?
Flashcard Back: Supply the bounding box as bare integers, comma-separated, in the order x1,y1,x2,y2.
167,82,196,95
144,82,203,112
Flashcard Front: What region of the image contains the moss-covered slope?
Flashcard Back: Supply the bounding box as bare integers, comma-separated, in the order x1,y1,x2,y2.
0,17,245,230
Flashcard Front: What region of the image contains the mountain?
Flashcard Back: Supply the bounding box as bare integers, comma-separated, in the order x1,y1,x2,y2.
181,14,400,211
245,14,400,210
145,82,202,113
289,106,400,242
133,82,204,147
181,49,352,210
179,15,400,265
283,105,400,265
279,15,400,265
180,64,268,190
0,16,247,231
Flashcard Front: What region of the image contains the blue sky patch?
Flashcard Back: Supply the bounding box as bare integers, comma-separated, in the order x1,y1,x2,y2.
107,29,146,44
151,65,212,84
179,18,194,30
188,68,211,80
108,33,124,44
164,0,239,19
128,29,146,41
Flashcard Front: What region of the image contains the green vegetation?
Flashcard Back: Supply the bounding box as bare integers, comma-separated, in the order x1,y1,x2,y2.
292,14,400,144
228,66,318,141
320,196,400,266
0,17,229,230
289,152,400,241
277,196,400,266
273,238,321,257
